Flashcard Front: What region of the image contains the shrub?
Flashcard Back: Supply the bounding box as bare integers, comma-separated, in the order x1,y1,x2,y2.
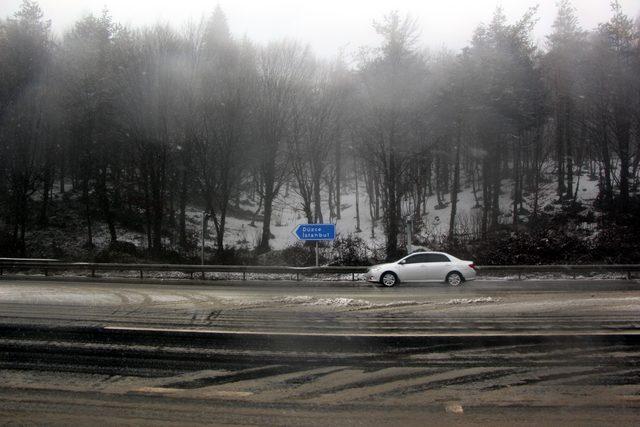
212,247,256,265
280,242,320,266
330,234,371,266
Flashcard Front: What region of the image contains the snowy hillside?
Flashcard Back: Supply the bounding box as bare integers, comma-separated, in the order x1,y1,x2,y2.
20,167,601,261
197,172,601,252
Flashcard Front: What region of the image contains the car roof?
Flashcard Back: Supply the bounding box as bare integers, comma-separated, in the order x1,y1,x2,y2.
403,251,459,260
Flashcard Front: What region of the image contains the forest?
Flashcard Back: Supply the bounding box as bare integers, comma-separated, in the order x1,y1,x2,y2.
1,0,639,265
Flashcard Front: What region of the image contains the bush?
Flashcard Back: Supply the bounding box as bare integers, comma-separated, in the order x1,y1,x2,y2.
591,224,640,263
109,241,138,256
330,234,371,266
0,232,19,257
463,227,592,265
254,242,330,266
94,249,139,263
212,247,256,265
280,242,322,266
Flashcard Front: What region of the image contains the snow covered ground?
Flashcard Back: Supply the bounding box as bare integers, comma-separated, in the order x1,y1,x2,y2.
28,168,601,258
197,170,600,252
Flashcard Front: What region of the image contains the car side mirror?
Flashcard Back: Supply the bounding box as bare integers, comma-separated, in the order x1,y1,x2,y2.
398,260,406,265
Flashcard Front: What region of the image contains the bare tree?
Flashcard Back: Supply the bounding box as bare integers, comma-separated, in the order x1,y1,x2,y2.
197,8,256,254
357,12,425,258
253,41,311,251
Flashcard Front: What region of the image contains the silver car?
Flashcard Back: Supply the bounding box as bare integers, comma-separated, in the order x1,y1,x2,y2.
366,251,477,287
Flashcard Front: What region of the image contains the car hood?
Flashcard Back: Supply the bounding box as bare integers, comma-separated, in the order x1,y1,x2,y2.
369,262,396,271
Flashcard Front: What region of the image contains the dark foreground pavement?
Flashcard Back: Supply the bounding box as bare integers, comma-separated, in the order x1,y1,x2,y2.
1,324,640,426
1,278,639,425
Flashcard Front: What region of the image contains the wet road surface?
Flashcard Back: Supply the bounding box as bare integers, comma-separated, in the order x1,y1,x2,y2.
1,277,639,425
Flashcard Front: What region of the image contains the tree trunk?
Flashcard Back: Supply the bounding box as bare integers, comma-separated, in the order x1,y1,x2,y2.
471,164,480,208
385,152,399,258
490,147,500,229
335,142,341,220
481,158,490,238
326,175,335,222
179,168,188,249
259,192,274,251
532,125,543,220
142,174,152,252
373,173,381,220
250,193,263,227
82,177,93,249
59,160,65,194
512,135,521,226
565,101,574,200
313,169,323,223
354,158,361,232
448,140,461,241
212,199,228,255
96,168,117,243
39,165,52,226
600,116,613,207
616,114,631,211
556,107,566,198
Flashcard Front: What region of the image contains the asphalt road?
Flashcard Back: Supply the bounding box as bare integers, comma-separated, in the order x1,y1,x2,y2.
0,277,638,333
1,277,639,425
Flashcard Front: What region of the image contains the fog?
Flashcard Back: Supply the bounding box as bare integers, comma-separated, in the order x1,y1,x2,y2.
2,0,640,263
1,0,639,57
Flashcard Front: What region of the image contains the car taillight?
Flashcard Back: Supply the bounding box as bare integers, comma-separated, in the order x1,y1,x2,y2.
469,263,477,270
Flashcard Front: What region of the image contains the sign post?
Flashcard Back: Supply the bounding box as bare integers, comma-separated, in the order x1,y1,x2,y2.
292,224,336,267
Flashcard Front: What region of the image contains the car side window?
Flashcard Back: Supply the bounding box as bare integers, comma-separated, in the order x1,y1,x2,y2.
404,254,430,264
403,255,423,264
424,253,450,262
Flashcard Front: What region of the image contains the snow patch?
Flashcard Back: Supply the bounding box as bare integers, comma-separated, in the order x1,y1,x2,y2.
446,297,501,305
276,296,371,307
481,273,627,281
274,296,419,308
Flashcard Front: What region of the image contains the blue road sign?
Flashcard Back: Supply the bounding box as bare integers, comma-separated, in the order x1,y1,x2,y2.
293,224,336,241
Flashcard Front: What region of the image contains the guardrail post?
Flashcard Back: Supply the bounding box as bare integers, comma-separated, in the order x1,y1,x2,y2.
139,270,143,280
352,272,355,281
91,269,95,278
201,271,205,280
189,272,193,280
627,271,632,280
43,268,48,277
243,271,246,281
296,273,300,281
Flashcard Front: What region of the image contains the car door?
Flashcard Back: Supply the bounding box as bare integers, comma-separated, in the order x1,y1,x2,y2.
398,254,431,281
423,253,452,281
397,254,427,282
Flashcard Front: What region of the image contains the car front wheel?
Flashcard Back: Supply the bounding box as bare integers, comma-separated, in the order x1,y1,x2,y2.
381,272,398,287
446,272,463,287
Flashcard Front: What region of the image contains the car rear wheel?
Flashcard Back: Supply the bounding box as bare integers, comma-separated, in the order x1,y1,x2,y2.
446,272,463,287
380,272,398,287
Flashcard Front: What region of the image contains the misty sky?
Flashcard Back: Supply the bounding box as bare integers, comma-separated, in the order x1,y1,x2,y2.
2,0,639,57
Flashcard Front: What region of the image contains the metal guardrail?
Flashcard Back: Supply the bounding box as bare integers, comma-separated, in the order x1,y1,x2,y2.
477,264,640,280
0,259,639,281
0,259,370,281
